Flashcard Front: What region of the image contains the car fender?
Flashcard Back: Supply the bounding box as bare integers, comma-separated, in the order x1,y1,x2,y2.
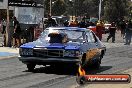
86,48,101,61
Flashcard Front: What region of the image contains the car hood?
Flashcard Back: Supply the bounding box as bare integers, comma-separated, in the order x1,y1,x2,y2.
20,41,81,50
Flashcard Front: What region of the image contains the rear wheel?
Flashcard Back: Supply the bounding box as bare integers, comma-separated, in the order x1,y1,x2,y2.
93,60,100,69
26,64,36,72
93,56,102,69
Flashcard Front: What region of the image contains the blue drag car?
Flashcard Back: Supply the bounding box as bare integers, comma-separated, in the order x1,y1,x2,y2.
18,27,106,71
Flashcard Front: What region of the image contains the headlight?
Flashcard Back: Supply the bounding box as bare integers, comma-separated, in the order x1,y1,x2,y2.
19,48,33,56
64,50,80,57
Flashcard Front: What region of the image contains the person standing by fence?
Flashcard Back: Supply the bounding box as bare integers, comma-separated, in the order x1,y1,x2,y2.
124,20,132,45
96,20,105,41
12,16,21,47
106,22,117,43
1,19,6,34
45,15,57,28
119,20,126,38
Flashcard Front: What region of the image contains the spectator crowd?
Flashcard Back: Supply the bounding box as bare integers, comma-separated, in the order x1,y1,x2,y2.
0,15,132,47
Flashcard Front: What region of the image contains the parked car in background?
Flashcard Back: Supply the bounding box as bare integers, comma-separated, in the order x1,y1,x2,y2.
18,27,106,71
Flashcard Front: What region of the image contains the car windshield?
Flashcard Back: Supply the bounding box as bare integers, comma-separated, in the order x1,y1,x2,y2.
37,28,85,43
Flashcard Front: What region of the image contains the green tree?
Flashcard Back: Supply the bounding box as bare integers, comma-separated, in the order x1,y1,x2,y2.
44,0,66,16
71,0,100,18
104,0,129,22
52,0,66,16
83,0,99,17
61,0,100,19
44,0,50,16
63,0,86,16
127,0,132,19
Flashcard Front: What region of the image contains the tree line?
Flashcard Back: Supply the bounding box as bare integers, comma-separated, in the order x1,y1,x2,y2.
43,0,132,22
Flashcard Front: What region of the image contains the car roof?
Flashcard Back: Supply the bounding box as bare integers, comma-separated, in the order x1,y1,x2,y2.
46,27,90,32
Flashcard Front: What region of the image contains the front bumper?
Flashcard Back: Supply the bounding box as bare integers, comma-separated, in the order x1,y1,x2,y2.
18,56,81,65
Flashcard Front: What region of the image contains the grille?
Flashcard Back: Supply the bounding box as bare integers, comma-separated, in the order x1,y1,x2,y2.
20,48,33,56
33,49,64,57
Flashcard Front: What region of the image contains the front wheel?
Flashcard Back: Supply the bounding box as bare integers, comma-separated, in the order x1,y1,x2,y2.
26,64,36,72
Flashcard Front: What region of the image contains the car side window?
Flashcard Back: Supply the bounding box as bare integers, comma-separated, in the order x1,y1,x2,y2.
86,31,96,43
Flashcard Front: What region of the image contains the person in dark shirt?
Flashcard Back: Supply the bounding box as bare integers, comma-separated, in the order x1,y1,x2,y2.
1,19,6,34
124,20,132,45
78,20,87,28
12,16,21,47
45,15,57,28
107,22,117,43
119,20,126,37
63,20,69,27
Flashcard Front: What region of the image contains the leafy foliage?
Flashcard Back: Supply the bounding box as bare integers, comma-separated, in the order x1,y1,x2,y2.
104,0,129,22
44,0,66,16
52,0,66,16
43,0,131,21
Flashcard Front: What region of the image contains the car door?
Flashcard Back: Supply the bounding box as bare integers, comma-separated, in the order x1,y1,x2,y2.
80,31,97,51
86,31,97,49
85,31,100,60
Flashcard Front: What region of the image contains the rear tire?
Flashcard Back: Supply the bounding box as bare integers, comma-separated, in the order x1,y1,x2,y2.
93,56,102,69
27,64,36,72
93,60,100,69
